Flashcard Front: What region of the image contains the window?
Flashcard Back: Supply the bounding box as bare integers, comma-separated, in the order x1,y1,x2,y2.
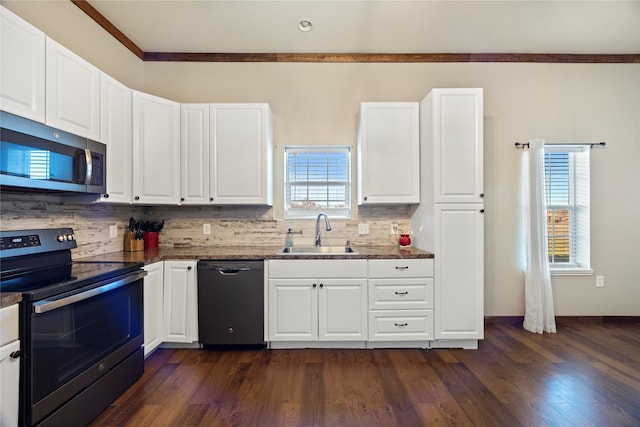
544,145,591,273
285,147,351,219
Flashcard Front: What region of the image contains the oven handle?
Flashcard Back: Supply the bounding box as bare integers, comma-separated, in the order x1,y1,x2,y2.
33,270,146,314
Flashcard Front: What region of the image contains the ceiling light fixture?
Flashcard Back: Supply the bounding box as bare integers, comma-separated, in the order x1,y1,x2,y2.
297,19,313,32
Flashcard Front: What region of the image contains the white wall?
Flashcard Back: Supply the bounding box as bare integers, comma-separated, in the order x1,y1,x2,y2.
143,62,640,317
3,1,639,317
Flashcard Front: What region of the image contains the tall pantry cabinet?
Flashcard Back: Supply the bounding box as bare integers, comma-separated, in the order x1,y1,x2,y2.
411,88,484,349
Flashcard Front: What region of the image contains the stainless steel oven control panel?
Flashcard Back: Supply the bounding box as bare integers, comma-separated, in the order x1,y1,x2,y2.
0,228,76,258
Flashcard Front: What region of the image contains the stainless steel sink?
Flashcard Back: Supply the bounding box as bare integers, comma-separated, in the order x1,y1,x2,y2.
279,246,358,255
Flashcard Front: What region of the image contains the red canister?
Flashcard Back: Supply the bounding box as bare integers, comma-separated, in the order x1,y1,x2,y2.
399,233,411,247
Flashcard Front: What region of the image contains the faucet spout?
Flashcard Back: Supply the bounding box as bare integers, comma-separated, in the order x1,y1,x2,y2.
315,213,332,247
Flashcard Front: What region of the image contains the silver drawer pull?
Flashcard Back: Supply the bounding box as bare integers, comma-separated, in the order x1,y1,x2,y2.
395,291,409,295
395,266,409,270
394,322,408,327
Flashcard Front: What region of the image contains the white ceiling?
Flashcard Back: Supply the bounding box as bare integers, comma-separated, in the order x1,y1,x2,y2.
86,0,640,54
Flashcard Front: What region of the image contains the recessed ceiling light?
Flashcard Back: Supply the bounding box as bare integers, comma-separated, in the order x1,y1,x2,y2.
298,19,313,32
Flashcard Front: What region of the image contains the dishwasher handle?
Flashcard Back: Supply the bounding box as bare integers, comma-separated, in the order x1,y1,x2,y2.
213,266,251,275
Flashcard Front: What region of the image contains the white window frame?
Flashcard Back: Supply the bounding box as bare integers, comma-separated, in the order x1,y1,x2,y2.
284,146,351,219
544,144,593,276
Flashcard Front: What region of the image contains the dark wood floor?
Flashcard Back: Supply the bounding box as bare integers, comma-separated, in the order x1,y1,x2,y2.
90,319,640,426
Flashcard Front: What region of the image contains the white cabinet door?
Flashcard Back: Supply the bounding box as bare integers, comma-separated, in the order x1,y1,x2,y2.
210,103,273,205
319,278,367,340
0,304,19,427
268,260,368,342
45,37,100,140
431,88,484,204
434,204,484,340
0,5,45,122
357,102,419,205
100,73,132,203
132,91,180,204
143,261,164,356
163,260,198,343
180,104,211,205
269,279,318,340
0,340,20,427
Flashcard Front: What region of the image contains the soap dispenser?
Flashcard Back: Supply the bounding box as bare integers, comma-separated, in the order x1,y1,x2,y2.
285,228,294,248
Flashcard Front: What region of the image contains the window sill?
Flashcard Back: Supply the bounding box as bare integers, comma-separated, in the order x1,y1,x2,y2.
550,268,594,276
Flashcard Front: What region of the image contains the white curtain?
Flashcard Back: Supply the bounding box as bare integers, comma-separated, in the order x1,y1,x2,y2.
522,139,556,334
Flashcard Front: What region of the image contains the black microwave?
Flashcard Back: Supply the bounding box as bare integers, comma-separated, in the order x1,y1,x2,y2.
0,111,106,194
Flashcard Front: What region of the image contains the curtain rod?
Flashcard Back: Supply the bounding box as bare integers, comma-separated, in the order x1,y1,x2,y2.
514,141,606,149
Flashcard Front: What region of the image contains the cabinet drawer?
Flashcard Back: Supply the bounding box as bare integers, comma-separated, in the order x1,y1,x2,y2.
369,278,433,310
269,260,367,278
368,310,433,341
368,259,433,278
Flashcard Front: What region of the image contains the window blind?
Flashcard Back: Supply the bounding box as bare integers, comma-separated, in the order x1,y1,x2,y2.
285,147,351,218
544,145,590,269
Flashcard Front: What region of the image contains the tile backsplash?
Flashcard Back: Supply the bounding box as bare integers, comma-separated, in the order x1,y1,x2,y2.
0,194,412,258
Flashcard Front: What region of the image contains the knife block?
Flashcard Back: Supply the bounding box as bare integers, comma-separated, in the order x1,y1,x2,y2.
124,231,144,251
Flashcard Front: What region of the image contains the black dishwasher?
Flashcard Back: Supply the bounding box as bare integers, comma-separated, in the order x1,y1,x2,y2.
197,260,265,347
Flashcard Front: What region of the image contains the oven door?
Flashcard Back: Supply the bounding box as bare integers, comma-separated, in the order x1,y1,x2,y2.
22,270,144,426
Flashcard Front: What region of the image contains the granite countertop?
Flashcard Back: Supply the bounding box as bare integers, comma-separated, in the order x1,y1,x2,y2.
1,245,433,307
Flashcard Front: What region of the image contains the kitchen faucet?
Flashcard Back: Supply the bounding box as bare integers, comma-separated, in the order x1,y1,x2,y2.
315,213,332,247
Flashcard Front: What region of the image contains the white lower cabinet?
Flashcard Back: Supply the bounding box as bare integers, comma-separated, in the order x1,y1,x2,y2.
0,304,20,427
163,260,198,343
268,260,368,346
367,259,434,347
143,262,164,357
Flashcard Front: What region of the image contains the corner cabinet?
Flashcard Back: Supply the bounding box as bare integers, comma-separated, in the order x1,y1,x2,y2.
100,73,132,203
162,260,198,344
412,88,484,349
0,5,45,122
45,37,101,141
357,102,420,205
132,91,181,205
268,260,368,347
210,103,273,205
143,262,164,357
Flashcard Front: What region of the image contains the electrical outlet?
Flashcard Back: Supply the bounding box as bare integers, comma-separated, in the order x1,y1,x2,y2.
109,225,118,239
596,275,604,288
203,223,211,235
391,222,398,234
358,223,369,235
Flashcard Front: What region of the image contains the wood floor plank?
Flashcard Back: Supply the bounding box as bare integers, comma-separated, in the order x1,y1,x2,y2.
89,321,640,427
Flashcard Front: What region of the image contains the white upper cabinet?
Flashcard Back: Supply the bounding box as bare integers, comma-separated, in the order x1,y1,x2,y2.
428,88,484,204
100,74,132,203
210,103,273,205
180,104,211,205
357,102,420,205
0,6,45,122
132,91,180,205
45,37,101,141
